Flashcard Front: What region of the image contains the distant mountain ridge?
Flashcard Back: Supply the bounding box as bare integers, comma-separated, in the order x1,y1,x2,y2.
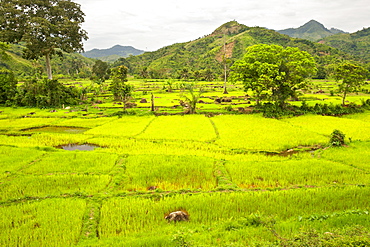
81,45,145,62
320,27,370,63
124,21,353,79
277,20,347,41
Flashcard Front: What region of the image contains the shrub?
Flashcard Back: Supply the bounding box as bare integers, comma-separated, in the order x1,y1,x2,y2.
329,129,346,147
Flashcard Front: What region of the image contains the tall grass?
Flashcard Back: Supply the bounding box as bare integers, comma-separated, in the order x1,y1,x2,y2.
0,174,111,201
0,133,92,147
0,146,45,175
319,141,370,172
0,198,85,247
283,114,370,141
225,157,369,188
22,151,118,174
84,116,154,137
0,118,59,131
137,115,217,141
118,154,216,191
212,115,327,151
99,186,370,237
55,117,117,128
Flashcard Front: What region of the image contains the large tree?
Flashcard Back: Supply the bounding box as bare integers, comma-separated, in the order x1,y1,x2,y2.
92,60,110,82
0,0,88,79
110,65,133,111
333,61,368,105
230,44,317,107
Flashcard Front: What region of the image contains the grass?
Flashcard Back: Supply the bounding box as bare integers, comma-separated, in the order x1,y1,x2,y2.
21,151,118,174
137,115,217,141
1,78,370,245
283,114,370,141
212,114,327,151
98,186,370,245
0,198,86,247
84,116,154,137
225,157,369,189
117,154,217,191
0,174,111,201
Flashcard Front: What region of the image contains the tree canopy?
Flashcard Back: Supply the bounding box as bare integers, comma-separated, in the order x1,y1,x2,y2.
0,0,88,79
333,61,367,105
230,44,317,107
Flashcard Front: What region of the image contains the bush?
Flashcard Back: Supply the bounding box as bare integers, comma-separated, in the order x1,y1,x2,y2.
329,129,346,147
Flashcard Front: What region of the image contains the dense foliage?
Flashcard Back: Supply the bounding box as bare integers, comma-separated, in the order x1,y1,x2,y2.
230,44,317,107
15,79,80,108
0,0,88,79
333,61,368,105
0,68,17,105
321,27,370,64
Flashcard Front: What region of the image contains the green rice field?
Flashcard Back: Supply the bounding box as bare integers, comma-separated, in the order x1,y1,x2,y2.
1,96,370,245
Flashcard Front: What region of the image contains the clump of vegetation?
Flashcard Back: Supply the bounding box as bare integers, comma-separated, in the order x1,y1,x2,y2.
329,129,346,147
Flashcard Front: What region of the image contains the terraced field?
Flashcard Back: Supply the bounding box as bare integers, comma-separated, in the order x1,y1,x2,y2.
0,109,369,246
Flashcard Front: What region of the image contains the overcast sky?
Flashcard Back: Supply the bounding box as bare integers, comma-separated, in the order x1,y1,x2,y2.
74,0,370,52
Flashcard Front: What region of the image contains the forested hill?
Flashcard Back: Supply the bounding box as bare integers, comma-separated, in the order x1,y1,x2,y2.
277,20,346,41
124,21,352,79
319,27,370,64
81,45,145,62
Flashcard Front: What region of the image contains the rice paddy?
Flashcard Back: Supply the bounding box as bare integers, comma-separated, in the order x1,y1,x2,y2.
1,98,370,245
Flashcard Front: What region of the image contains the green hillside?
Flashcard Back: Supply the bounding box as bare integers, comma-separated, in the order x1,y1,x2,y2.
0,45,34,77
320,27,370,64
125,21,353,79
0,44,95,78
277,20,346,41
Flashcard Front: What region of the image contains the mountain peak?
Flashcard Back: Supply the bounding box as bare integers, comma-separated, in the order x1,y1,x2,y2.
81,45,145,61
277,20,346,41
211,21,249,36
300,20,328,33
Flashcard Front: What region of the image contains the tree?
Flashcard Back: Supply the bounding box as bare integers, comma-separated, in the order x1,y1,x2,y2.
92,60,110,82
16,78,79,107
230,44,317,107
110,65,128,100
110,65,133,111
0,0,88,79
0,69,17,105
181,83,204,114
333,62,367,105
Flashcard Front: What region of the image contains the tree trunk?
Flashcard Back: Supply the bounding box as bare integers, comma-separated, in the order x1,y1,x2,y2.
342,91,347,106
151,93,155,112
123,95,126,111
223,63,228,94
45,53,53,80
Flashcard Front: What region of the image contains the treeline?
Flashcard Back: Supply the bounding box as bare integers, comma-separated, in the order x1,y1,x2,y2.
0,69,81,108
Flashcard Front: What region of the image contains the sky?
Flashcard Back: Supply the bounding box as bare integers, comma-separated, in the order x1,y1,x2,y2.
74,0,370,52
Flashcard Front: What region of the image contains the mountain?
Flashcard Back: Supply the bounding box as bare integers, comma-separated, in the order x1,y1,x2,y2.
124,21,353,79
319,27,370,64
81,45,145,62
277,20,347,41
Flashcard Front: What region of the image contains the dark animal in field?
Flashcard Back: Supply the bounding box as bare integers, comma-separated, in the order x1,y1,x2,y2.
147,186,157,190
165,211,189,222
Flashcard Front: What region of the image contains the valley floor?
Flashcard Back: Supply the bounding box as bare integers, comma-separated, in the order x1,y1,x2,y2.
0,109,370,246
